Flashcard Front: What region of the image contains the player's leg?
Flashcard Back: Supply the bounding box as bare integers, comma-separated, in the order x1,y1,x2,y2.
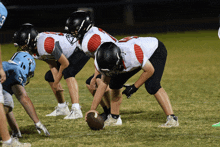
0,103,11,141
6,111,22,138
63,49,90,119
1,87,30,146
63,77,83,119
3,91,22,138
45,70,70,117
105,68,141,127
104,89,122,127
146,40,178,128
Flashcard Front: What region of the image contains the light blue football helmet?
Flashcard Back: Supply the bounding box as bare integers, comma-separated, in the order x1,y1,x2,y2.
10,51,36,85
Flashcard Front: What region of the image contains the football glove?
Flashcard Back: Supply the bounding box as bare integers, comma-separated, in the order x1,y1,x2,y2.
35,121,50,136
122,84,138,98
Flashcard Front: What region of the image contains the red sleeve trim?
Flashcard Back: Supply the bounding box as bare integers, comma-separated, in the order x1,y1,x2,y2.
134,44,143,64
87,34,101,52
44,37,55,54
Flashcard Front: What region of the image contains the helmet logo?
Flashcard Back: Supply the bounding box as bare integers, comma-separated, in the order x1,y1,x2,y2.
78,20,85,32
116,53,120,66
27,33,31,45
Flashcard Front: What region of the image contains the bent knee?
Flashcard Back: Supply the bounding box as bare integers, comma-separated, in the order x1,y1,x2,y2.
145,84,161,95
45,70,54,82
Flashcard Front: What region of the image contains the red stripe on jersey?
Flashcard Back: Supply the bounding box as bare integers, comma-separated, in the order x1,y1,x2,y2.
44,37,55,54
134,44,143,64
88,34,101,52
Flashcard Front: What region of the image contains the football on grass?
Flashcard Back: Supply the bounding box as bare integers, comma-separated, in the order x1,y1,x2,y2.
86,112,104,130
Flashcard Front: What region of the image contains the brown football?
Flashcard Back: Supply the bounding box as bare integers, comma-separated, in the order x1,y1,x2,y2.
86,112,104,130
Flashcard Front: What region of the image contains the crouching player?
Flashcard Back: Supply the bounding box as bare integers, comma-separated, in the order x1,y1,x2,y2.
86,36,179,128
2,51,50,139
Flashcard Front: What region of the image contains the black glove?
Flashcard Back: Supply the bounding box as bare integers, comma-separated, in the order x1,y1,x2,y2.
122,84,138,98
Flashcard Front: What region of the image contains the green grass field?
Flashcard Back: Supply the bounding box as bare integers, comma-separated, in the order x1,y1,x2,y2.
1,30,220,147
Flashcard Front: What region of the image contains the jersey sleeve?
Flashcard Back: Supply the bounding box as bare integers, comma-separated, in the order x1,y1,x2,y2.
134,44,144,66
52,41,63,60
13,68,26,86
87,34,101,53
44,37,63,60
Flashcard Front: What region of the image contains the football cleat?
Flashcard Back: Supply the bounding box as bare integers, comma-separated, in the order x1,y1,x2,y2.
212,122,220,127
64,106,83,119
2,138,31,147
46,102,70,116
11,130,22,138
158,115,179,128
100,112,108,121
104,114,122,127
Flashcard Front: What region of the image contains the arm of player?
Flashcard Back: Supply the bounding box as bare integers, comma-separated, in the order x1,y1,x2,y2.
91,74,110,110
11,84,50,136
122,60,154,98
53,54,69,91
85,74,111,120
90,66,101,91
45,59,64,91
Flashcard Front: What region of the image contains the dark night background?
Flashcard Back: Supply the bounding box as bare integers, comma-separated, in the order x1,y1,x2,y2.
1,0,220,43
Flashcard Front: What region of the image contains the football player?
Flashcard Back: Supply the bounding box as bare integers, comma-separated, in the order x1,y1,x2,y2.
65,10,118,121
13,23,90,119
3,51,50,137
86,36,179,128
0,2,31,147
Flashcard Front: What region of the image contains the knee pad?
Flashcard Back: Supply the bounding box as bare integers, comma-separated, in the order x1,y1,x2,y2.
45,70,54,82
85,74,102,85
145,83,161,95
86,75,94,85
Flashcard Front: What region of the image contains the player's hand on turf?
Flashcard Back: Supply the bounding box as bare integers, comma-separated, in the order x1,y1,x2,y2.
0,68,6,83
122,84,138,98
35,121,50,136
85,110,99,121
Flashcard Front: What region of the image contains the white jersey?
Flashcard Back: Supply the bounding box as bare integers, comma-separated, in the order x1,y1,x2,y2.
35,32,77,60
95,36,158,74
77,26,118,58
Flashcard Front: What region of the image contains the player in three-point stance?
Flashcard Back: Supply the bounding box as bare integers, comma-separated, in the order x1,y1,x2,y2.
2,51,51,146
13,23,90,119
65,10,118,121
86,36,179,128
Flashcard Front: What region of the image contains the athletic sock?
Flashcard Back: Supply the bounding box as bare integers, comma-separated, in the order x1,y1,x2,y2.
2,137,12,144
72,103,80,109
58,102,66,108
103,106,110,114
111,114,119,119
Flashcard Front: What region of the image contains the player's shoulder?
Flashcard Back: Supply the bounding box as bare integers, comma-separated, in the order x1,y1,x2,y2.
3,61,22,75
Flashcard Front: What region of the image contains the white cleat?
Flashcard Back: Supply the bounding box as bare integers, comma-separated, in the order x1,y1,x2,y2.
2,138,31,147
158,115,179,128
64,106,83,119
104,114,122,127
46,102,70,116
